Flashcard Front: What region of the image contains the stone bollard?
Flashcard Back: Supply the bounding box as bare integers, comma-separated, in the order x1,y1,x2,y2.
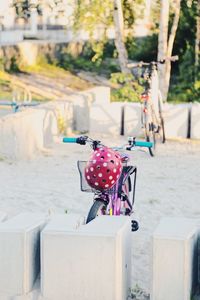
0,211,7,222
191,103,200,139
0,213,47,300
151,217,198,300
40,215,131,300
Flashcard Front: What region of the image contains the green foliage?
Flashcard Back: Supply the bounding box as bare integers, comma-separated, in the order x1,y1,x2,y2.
168,0,200,102
126,34,158,62
0,57,4,71
73,0,145,64
173,0,198,58
57,45,119,75
12,0,42,19
110,72,143,102
9,56,20,73
168,46,200,102
123,0,145,29
128,284,149,299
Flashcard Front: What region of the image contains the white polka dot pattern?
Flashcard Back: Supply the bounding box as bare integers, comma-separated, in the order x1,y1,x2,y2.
84,146,123,191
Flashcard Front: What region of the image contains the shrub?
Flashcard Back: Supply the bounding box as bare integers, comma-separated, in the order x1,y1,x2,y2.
110,72,143,102
126,34,158,62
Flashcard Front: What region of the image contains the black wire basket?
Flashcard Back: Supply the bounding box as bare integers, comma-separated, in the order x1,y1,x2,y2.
77,161,119,194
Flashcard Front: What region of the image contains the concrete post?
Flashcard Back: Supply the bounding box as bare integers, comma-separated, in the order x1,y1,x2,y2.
40,215,132,300
0,213,47,299
151,217,198,300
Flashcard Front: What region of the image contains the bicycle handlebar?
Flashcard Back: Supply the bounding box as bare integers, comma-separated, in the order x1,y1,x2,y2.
127,55,179,68
63,136,153,149
134,140,153,148
63,137,78,143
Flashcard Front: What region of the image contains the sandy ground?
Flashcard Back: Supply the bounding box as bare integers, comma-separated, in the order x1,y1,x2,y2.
0,135,200,297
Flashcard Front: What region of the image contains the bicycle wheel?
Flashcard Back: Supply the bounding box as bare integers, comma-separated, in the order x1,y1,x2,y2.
86,200,107,224
144,121,156,157
158,99,166,143
142,103,156,156
123,177,133,215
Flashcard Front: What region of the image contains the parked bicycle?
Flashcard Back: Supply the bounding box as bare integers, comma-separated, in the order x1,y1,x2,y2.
63,136,153,229
0,100,38,112
128,56,178,156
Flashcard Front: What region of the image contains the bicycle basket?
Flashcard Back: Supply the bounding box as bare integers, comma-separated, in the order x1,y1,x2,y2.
77,161,117,194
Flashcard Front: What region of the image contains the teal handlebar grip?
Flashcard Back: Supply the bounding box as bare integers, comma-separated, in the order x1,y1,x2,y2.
63,137,77,143
135,140,154,148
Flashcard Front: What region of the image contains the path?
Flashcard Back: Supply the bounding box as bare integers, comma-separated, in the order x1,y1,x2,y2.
0,136,200,298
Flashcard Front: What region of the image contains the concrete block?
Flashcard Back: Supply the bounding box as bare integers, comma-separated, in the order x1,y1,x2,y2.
86,86,110,104
0,213,46,298
191,103,200,139
41,215,131,300
0,109,46,159
90,102,123,136
124,103,143,137
0,100,73,159
163,103,189,139
0,211,7,222
72,94,90,133
40,101,73,144
151,217,198,300
13,276,40,300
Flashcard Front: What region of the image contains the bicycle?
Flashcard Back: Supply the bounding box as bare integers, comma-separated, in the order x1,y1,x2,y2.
63,135,153,228
128,56,178,156
0,100,38,112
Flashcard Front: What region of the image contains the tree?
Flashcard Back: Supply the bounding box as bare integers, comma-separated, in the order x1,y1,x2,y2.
12,0,42,19
73,0,144,73
113,0,130,73
157,0,181,101
195,0,200,68
167,0,200,102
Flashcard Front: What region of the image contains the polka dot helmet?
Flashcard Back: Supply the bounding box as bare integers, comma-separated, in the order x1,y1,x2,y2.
84,146,122,191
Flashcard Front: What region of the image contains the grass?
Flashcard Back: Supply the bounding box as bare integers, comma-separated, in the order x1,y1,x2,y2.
0,70,47,102
0,61,93,104
21,62,93,91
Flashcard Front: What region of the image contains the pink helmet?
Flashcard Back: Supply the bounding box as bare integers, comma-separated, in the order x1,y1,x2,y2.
84,146,122,191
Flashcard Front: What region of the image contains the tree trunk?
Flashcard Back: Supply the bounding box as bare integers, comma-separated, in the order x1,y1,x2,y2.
113,0,130,73
195,0,200,68
163,0,181,101
157,0,170,101
158,0,181,102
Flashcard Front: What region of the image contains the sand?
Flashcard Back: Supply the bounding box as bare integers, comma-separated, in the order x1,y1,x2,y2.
0,135,200,296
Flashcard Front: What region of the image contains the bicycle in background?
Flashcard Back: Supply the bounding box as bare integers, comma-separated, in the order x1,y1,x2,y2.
128,56,178,156
63,135,153,229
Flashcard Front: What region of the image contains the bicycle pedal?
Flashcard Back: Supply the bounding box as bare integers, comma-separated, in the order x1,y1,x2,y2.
131,220,139,232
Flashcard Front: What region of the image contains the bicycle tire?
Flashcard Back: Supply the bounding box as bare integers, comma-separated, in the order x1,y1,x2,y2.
158,98,166,143
160,115,166,143
123,177,133,214
142,103,156,156
86,200,107,224
144,122,156,157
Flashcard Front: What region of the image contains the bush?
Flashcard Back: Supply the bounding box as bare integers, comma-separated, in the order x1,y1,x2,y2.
168,46,200,103
58,46,119,76
126,34,158,62
110,72,143,102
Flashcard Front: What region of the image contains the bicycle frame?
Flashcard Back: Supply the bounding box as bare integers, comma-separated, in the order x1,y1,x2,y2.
95,164,137,216
63,135,152,225
77,151,137,216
